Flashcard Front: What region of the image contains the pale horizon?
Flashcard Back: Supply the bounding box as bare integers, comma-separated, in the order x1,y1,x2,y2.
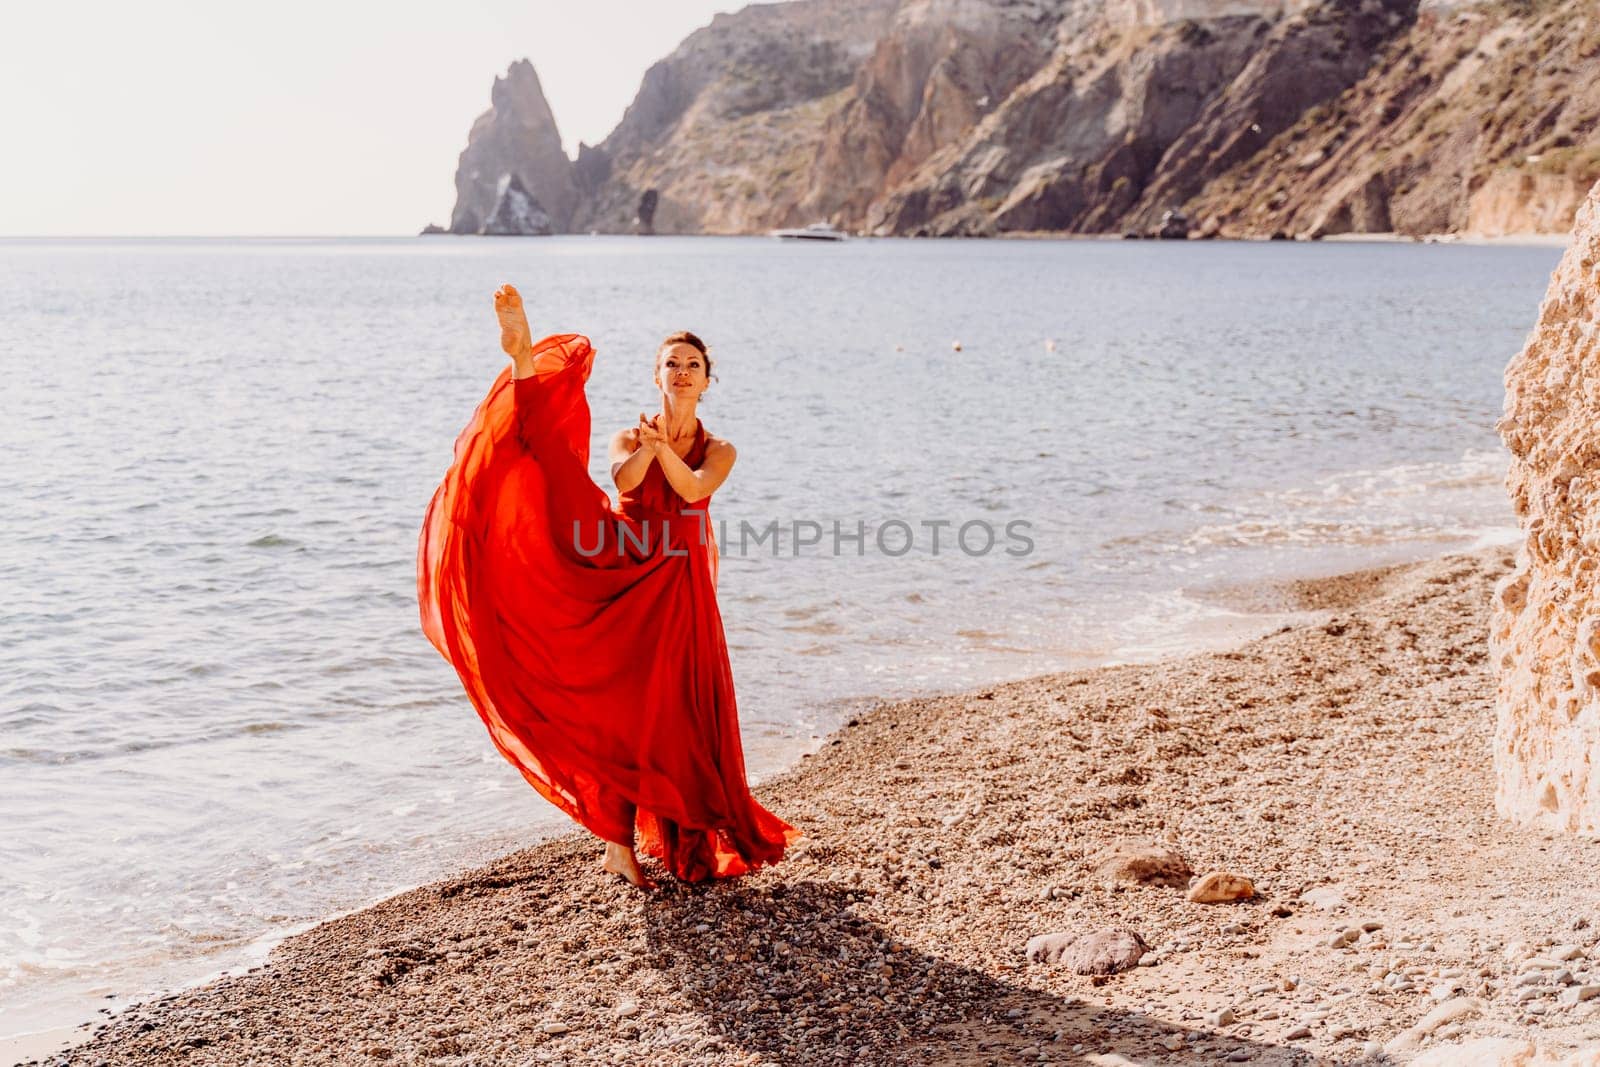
0,1,772,237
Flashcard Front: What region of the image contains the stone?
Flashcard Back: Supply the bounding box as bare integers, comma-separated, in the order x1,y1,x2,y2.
1493,177,1600,834
1384,998,1484,1055
1298,886,1348,910
1089,840,1193,888
1187,871,1257,903
1025,928,1149,974
1205,1006,1236,1027
1561,985,1600,1005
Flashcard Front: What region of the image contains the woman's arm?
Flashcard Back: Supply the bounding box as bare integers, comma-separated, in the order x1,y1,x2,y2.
652,436,736,505
610,427,655,494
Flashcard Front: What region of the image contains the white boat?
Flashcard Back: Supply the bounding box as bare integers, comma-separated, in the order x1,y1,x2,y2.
770,221,850,241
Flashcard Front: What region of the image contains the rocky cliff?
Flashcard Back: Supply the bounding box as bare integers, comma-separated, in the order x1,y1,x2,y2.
571,0,899,234
1491,176,1600,836
795,0,1066,226
440,0,1599,238
866,0,1413,236
1190,0,1600,239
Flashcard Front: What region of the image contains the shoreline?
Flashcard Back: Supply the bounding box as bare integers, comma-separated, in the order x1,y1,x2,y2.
21,542,1600,1065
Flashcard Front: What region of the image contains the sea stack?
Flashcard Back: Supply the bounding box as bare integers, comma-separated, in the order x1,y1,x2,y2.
1492,177,1600,834
449,59,577,235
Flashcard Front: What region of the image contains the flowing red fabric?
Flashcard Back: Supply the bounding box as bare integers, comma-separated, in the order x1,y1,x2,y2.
417,333,800,882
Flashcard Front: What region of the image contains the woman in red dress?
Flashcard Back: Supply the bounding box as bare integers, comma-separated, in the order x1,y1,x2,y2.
417,283,800,890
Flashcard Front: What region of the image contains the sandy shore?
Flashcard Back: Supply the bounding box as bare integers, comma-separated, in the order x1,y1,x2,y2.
19,545,1600,1065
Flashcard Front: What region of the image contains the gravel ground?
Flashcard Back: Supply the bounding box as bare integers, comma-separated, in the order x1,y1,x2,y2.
36,546,1600,1066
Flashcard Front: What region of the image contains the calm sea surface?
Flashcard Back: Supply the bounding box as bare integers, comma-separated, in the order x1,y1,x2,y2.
0,235,1556,1040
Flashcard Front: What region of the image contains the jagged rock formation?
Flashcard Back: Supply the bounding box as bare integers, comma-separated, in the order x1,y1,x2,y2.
1491,177,1600,835
449,59,576,235
440,0,1600,238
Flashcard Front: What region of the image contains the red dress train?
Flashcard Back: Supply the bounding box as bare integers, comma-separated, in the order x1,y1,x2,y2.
417,333,800,882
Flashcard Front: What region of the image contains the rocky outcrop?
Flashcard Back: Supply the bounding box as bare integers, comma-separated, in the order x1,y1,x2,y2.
866,0,1416,236
572,0,899,235
1191,1,1600,238
449,59,577,235
1469,170,1597,239
1491,178,1600,836
795,0,1063,225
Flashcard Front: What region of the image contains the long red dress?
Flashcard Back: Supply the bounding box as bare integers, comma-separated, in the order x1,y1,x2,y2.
417,332,800,882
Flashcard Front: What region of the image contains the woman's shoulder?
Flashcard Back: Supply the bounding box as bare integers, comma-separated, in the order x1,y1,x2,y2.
702,428,735,459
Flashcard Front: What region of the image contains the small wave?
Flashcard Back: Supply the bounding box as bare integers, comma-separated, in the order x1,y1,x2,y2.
247,534,302,549
1182,519,1466,550
1261,448,1508,509
782,620,843,636
241,722,300,735
1102,447,1512,554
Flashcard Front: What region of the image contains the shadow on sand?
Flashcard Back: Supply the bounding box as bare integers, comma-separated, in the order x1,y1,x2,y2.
642,878,1314,1065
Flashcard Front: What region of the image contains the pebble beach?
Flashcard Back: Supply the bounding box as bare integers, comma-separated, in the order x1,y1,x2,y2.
19,544,1600,1066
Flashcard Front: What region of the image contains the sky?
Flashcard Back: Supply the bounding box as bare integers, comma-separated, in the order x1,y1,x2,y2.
0,1,767,236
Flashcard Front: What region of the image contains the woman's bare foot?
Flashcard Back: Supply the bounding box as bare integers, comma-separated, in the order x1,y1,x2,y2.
493,283,533,361
602,841,657,890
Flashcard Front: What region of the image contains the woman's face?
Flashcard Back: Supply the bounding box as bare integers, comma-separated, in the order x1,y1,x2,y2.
655,342,709,399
